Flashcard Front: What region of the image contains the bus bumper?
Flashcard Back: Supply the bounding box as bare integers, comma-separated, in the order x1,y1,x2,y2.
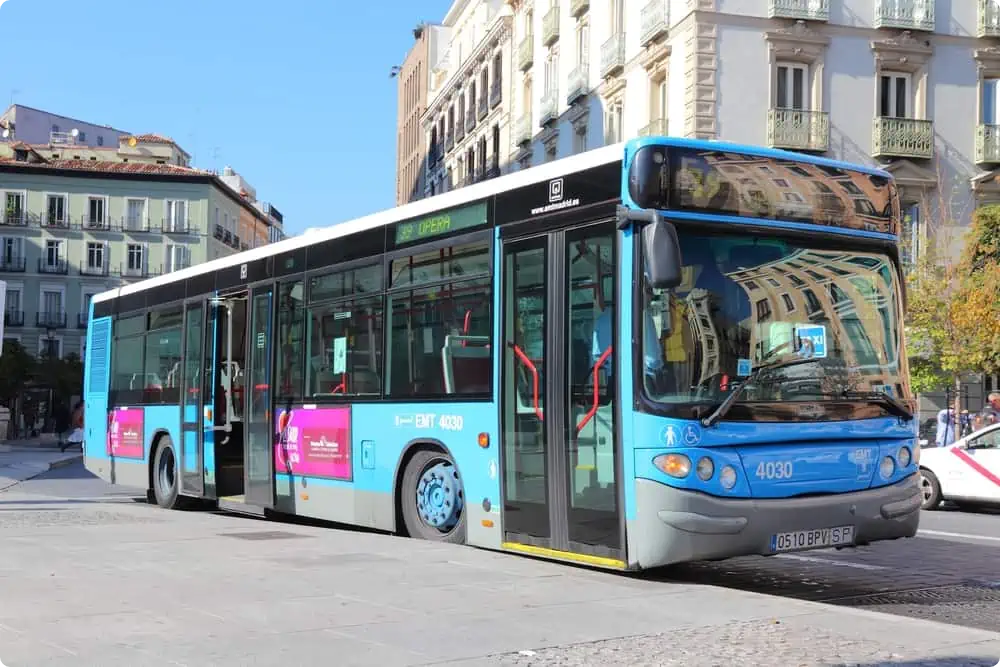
627,473,921,569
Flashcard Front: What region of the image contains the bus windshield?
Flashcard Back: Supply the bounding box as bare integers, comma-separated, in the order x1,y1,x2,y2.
639,231,907,410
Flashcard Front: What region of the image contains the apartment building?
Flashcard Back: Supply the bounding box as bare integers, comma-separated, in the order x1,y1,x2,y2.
415,0,1000,425
0,133,278,359
420,0,516,198
0,104,130,149
396,24,446,204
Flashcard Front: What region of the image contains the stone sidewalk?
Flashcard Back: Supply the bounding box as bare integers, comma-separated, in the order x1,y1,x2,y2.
0,487,996,666
0,436,82,492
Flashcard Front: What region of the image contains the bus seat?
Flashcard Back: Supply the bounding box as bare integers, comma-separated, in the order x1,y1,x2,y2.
442,335,490,394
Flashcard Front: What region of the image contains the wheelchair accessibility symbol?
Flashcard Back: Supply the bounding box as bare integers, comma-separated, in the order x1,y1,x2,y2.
682,424,701,445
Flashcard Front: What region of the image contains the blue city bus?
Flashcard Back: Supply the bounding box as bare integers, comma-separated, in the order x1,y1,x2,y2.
82,137,922,570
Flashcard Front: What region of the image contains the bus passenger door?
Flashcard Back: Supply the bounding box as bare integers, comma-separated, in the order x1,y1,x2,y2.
500,220,622,562
244,285,274,508
180,302,205,497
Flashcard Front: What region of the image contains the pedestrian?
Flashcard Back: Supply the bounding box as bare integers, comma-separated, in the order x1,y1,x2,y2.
935,407,957,447
979,392,1000,429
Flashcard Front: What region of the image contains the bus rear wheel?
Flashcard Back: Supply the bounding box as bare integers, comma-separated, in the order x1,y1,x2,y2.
152,438,181,510
401,449,466,544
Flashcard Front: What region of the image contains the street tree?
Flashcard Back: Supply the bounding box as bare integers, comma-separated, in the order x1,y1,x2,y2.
0,339,36,408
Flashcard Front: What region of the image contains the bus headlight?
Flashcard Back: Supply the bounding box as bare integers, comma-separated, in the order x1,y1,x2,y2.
719,465,737,490
879,456,895,479
695,456,714,481
897,446,911,468
653,453,691,478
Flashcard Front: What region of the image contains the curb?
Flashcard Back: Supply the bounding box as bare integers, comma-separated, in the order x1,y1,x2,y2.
49,455,83,470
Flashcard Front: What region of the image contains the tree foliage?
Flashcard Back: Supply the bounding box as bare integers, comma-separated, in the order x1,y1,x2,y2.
0,340,36,407
905,203,1000,395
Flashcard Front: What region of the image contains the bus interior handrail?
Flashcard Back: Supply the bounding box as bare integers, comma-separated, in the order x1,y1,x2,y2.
577,345,612,432
508,342,543,421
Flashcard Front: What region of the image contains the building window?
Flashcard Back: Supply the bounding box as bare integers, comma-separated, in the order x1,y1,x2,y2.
984,78,1000,125
87,196,106,226
45,240,62,268
127,244,145,274
776,62,809,110
6,288,21,317
576,20,589,66
605,99,624,143
1,238,22,265
40,337,61,358
46,194,67,226
86,242,105,270
165,199,188,232
3,191,24,224
165,245,190,272
573,124,587,153
879,72,911,118
97,136,104,146
125,198,146,231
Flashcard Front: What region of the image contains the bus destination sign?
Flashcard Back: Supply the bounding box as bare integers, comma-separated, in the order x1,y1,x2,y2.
395,201,487,245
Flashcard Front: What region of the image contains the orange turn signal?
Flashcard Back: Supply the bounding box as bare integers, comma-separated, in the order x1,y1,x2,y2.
653,453,692,479
478,432,490,448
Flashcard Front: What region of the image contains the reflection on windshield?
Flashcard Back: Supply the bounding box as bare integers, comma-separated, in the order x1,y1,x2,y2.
640,232,909,406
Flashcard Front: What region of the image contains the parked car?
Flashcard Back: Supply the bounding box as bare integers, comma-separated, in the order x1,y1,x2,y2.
919,422,1000,510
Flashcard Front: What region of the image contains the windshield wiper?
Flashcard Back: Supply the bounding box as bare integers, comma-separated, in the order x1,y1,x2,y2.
700,356,819,428
840,390,913,421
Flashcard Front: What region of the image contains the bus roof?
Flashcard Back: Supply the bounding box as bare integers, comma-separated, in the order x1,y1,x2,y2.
92,137,893,304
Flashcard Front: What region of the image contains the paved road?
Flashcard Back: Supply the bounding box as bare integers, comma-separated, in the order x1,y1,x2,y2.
1,463,998,666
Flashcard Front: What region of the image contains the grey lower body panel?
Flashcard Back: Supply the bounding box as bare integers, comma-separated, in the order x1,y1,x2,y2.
627,474,922,569
85,457,147,490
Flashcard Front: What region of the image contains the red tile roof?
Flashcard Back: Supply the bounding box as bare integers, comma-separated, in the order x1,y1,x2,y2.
0,157,209,176
124,133,177,145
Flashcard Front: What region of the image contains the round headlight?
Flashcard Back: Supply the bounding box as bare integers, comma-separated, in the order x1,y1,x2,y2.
719,465,737,490
879,455,895,479
897,446,911,468
653,453,691,478
695,456,714,481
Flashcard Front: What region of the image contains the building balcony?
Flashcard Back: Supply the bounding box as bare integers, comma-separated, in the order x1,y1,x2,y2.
570,0,589,18
465,108,476,133
5,310,24,327
486,160,501,179
214,224,225,241
83,218,116,232
976,124,1000,165
490,79,502,108
639,118,667,137
640,1,669,46
514,114,533,145
542,7,560,46
768,0,829,21
122,263,162,279
518,37,534,72
223,229,233,246
601,33,626,78
767,108,830,152
567,63,589,104
162,220,193,234
38,258,69,275
872,117,933,160
478,94,489,120
874,0,934,31
36,311,67,329
539,89,560,127
123,219,154,234
233,234,241,250
80,262,110,277
41,215,75,231
0,256,26,272
0,212,28,227
980,0,1000,37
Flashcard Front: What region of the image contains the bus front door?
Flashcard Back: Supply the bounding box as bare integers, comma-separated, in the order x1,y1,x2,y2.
500,220,623,565
180,301,206,497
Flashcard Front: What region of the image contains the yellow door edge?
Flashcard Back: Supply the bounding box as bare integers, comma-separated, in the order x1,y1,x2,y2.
501,541,626,569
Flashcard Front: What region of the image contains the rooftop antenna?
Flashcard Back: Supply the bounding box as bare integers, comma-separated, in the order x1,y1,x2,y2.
8,88,20,107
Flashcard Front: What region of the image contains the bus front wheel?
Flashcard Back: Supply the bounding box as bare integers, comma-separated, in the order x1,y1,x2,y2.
151,438,181,510
400,449,466,544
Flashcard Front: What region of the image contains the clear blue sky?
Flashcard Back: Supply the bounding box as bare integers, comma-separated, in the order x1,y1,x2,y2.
1,0,454,236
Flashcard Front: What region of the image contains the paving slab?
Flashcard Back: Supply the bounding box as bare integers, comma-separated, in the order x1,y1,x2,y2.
0,451,82,492
0,490,996,666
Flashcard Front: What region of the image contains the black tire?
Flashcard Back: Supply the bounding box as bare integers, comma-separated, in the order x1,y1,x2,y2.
400,449,466,544
919,468,942,510
151,438,181,509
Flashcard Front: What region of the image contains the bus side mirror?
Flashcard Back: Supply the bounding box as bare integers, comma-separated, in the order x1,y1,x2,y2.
642,219,683,289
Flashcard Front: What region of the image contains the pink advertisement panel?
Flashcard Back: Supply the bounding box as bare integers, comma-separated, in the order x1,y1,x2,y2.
274,406,352,480
107,408,145,459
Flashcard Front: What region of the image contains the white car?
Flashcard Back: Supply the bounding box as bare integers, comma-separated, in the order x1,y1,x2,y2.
920,422,1000,510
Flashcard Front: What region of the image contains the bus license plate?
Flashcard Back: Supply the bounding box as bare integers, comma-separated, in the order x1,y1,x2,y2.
770,525,854,553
